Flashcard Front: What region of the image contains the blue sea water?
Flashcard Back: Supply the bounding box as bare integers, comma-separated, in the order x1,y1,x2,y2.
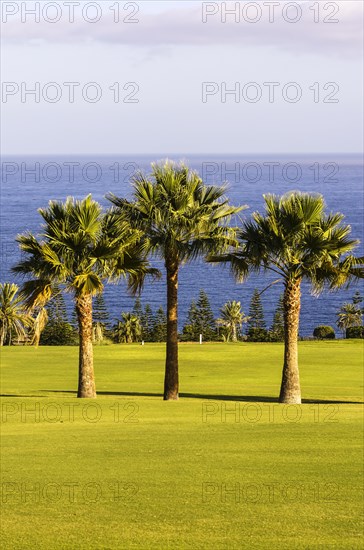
1,154,363,336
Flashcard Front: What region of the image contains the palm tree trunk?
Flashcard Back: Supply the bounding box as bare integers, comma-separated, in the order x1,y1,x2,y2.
76,294,96,398
232,323,237,342
279,279,302,404
164,259,179,400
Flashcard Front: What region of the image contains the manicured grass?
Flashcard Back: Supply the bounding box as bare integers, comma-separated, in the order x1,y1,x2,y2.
1,341,363,549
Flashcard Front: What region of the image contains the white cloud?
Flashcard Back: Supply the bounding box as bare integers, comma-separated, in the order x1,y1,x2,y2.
1,1,362,57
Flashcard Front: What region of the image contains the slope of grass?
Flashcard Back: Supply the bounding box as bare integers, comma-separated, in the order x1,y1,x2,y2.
0,341,363,549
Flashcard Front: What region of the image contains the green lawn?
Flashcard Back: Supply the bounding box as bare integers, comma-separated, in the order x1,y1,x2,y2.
1,341,363,549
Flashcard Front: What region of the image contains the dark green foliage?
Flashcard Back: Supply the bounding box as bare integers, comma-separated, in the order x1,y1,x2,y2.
345,326,364,339
270,294,285,342
152,306,167,342
181,300,199,341
113,312,142,343
41,322,77,346
313,325,336,340
247,289,267,340
196,290,216,340
247,328,271,342
181,290,217,341
352,290,363,306
40,290,76,345
132,298,143,321
93,293,110,329
141,304,155,342
92,293,111,342
247,289,266,330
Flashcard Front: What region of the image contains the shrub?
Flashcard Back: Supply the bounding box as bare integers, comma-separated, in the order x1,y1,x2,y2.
247,328,271,342
40,322,78,345
313,325,335,339
345,326,364,339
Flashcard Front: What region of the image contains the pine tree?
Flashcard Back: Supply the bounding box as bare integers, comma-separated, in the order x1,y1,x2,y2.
182,299,199,341
182,291,217,341
92,293,110,342
352,290,362,305
152,306,167,342
133,297,143,320
71,306,78,329
352,290,363,313
270,294,284,342
195,290,216,341
93,293,110,328
41,288,75,345
247,289,268,341
141,304,154,342
47,288,68,325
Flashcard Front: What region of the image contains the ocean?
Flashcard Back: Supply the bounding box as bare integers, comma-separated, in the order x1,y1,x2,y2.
1,154,363,336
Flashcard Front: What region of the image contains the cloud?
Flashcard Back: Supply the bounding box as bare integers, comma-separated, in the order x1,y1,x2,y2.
1,1,363,57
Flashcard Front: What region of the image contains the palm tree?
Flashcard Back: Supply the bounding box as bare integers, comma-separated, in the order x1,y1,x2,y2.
336,303,363,336
114,312,142,343
210,192,363,404
216,301,247,342
31,307,48,348
108,160,243,400
0,283,33,346
13,195,155,398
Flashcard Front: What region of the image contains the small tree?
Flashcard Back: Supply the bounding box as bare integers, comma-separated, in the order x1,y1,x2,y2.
41,288,75,345
182,291,216,341
247,289,268,341
93,293,110,342
182,299,199,341
141,304,155,342
352,290,363,307
313,325,335,339
217,301,247,342
196,290,216,341
247,289,266,330
132,297,143,321
153,306,167,342
336,303,362,336
270,294,285,342
114,312,142,343
346,326,364,339
0,283,33,346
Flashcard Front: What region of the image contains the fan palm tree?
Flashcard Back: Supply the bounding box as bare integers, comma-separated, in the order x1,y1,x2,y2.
0,283,33,346
108,160,243,400
31,307,49,348
216,300,247,342
336,303,363,336
114,312,142,343
210,192,363,404
13,195,156,398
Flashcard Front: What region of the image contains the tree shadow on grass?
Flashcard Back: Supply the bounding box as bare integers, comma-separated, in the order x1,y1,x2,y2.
1,390,362,404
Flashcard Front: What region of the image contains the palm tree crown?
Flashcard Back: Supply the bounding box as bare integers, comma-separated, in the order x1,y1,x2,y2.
217,300,247,342
108,161,242,264
114,312,142,344
336,303,363,332
14,195,152,304
214,192,362,289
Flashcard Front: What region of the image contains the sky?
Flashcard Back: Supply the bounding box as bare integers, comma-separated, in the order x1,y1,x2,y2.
1,0,363,155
